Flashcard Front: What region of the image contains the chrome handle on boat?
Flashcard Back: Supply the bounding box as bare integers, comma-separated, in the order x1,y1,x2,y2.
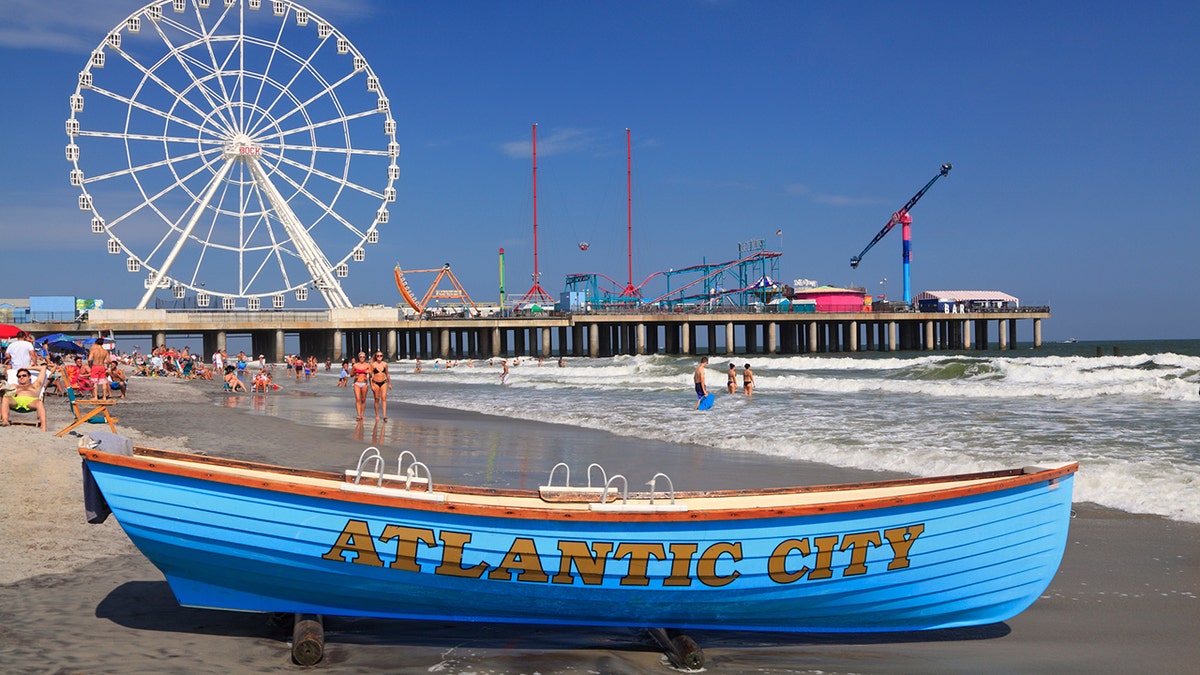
397,450,417,478
586,463,607,489
546,462,570,487
353,446,384,486
646,473,676,505
599,474,629,505
545,462,609,490
406,461,433,493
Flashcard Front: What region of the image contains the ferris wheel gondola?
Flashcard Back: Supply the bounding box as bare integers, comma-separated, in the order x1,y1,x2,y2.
65,0,399,309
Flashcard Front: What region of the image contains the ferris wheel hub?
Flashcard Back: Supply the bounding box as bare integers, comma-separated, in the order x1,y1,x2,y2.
227,144,263,158
226,137,263,158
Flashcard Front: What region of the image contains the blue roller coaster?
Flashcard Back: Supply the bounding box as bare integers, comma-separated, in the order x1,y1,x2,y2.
564,239,782,311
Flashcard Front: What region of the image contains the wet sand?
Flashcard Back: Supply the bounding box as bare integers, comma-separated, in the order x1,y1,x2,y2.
1,377,1197,673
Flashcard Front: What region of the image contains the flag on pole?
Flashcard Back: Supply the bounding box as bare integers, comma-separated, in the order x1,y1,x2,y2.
775,229,783,236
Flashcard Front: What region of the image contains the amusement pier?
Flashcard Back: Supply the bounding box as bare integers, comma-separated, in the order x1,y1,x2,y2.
28,304,1049,362
46,5,1051,367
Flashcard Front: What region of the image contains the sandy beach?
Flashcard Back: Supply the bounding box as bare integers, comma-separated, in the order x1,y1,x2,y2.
1,376,1197,673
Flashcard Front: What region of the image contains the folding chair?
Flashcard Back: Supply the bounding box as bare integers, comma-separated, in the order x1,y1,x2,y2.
56,386,119,437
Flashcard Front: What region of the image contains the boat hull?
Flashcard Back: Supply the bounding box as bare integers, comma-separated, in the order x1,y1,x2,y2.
83,451,1075,633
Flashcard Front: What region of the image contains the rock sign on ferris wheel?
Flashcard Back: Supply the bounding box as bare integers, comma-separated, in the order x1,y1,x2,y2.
66,0,399,310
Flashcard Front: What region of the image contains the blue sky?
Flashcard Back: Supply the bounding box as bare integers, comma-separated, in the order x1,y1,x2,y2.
1,0,1197,340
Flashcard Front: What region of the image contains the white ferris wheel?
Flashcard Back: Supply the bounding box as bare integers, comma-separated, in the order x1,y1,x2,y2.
66,0,398,310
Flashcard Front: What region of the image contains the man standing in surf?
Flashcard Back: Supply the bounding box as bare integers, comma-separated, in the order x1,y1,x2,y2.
694,357,709,409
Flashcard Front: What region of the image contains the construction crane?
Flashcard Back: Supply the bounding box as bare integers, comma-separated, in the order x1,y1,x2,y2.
849,163,952,305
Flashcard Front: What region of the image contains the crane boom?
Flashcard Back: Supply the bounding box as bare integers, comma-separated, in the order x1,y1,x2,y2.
849,163,952,269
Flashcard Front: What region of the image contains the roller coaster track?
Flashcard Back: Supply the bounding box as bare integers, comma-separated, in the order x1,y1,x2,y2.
640,251,781,307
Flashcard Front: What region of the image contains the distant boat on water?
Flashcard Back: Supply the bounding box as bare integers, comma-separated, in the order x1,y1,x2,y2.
1061,338,1078,344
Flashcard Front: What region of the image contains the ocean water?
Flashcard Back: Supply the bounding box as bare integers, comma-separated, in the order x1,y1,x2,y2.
231,340,1200,524
338,339,1197,525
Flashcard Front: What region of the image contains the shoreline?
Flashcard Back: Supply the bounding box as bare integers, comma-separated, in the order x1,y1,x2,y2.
1,377,1197,672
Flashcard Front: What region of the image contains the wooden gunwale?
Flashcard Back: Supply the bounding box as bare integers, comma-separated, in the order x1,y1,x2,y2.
81,446,1078,523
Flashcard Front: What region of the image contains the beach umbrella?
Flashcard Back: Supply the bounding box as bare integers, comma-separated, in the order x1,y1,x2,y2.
35,333,76,345
48,340,88,355
0,324,21,339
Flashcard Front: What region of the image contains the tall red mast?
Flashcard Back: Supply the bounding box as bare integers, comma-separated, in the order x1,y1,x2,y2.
620,128,638,298
518,123,553,307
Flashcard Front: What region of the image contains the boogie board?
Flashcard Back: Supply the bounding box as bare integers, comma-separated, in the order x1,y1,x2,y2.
697,393,715,410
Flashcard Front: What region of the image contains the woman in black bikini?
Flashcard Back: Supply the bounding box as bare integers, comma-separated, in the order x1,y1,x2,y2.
742,363,754,398
369,351,390,420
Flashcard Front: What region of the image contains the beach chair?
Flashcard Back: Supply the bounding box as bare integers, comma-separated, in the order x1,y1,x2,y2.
4,367,49,428
57,386,119,437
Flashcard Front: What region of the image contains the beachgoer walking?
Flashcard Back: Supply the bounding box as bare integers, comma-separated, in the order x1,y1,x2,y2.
727,363,737,394
4,332,35,370
742,363,754,398
694,356,709,409
351,352,371,420
500,359,509,385
370,351,390,420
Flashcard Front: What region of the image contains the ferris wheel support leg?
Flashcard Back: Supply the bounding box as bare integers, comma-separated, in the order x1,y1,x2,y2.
137,158,236,310
245,159,353,309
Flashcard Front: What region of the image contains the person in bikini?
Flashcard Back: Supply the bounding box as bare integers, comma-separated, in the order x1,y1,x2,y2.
351,352,371,420
742,363,755,398
223,366,247,392
369,351,390,421
727,362,737,394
